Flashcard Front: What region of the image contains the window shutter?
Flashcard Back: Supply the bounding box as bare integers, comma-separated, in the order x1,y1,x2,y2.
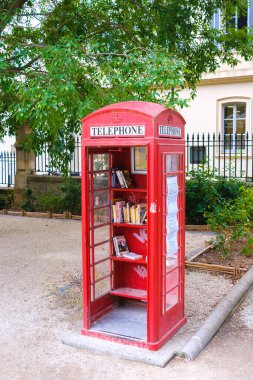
248,1,253,27
211,11,220,29
214,11,220,29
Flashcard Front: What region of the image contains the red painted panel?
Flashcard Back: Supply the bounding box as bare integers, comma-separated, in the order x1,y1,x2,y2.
113,261,147,290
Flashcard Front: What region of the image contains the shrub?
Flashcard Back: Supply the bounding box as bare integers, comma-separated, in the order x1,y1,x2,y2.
205,184,253,257
21,188,38,212
240,237,253,257
238,186,253,220
38,193,63,213
0,196,6,209
186,164,246,225
206,197,250,257
186,178,219,224
59,178,81,215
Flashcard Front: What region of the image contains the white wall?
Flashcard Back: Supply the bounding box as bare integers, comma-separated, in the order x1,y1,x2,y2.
181,81,253,135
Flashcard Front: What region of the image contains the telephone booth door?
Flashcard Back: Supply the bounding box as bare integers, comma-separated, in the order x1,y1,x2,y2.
155,142,186,342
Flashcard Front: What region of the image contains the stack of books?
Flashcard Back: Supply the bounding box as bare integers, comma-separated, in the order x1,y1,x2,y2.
112,202,147,224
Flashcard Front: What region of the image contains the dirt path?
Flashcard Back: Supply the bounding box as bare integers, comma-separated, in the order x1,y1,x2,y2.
0,215,252,380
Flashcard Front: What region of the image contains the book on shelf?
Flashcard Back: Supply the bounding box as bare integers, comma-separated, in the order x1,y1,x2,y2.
111,169,133,188
136,203,147,224
140,210,147,224
122,170,134,188
116,170,126,188
121,252,143,260
112,235,143,260
115,200,125,223
111,168,120,188
113,235,129,257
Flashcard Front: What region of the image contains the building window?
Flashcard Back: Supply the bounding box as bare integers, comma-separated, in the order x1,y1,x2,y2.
226,12,248,30
212,5,253,31
190,147,206,164
223,102,246,152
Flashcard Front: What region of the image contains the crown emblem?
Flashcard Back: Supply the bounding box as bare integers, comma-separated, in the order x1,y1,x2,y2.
168,114,174,123
112,112,123,123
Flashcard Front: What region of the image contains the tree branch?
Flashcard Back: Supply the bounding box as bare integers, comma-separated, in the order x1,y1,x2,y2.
17,13,47,17
2,67,47,77
2,56,42,73
0,0,29,34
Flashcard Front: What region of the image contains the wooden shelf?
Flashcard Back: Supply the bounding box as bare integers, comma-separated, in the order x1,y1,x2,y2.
112,222,147,228
111,256,147,264
110,287,147,301
111,188,147,193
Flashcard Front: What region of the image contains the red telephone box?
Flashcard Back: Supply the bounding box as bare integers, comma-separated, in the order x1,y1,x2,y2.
81,101,186,351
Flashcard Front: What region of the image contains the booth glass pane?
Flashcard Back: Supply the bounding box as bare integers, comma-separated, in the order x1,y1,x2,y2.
166,175,179,262
90,286,94,302
166,287,179,311
93,172,109,189
165,269,178,292
162,152,183,315
166,154,180,172
94,242,110,263
94,259,110,281
93,190,109,208
90,265,94,283
93,207,110,226
166,255,178,270
94,224,110,244
93,154,109,171
90,229,93,244
95,277,111,299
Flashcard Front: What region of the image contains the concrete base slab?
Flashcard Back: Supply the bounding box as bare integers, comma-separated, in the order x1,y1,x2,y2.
62,331,190,367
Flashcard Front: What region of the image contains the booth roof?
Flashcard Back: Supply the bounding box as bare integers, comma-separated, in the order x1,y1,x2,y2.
81,101,168,122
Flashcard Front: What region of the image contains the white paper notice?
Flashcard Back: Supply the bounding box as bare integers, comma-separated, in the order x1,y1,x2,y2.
166,176,179,260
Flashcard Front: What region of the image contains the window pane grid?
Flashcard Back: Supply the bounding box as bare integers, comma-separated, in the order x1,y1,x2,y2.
162,153,184,313
223,103,246,153
88,153,112,302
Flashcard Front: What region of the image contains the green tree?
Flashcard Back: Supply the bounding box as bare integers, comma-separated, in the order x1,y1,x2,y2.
1,0,253,172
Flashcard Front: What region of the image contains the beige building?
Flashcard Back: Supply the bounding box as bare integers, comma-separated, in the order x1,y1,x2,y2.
181,58,253,179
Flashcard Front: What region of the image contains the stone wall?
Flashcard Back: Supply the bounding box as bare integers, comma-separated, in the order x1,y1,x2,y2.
27,175,81,196
8,127,82,207
0,175,81,208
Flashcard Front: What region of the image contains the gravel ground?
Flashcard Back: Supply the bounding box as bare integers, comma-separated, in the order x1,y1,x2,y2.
0,215,252,380
185,230,215,260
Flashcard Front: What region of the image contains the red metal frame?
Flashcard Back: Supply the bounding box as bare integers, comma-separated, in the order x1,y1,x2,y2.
81,101,186,350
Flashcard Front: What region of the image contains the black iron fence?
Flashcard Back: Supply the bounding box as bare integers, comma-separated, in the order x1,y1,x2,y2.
0,151,16,187
35,133,253,180
186,133,253,180
35,135,81,176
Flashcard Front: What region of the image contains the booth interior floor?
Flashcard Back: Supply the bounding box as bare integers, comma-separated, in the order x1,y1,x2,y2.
90,302,147,341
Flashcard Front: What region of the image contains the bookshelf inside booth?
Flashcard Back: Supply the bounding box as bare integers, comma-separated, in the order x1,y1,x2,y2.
110,146,147,301
88,145,148,341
